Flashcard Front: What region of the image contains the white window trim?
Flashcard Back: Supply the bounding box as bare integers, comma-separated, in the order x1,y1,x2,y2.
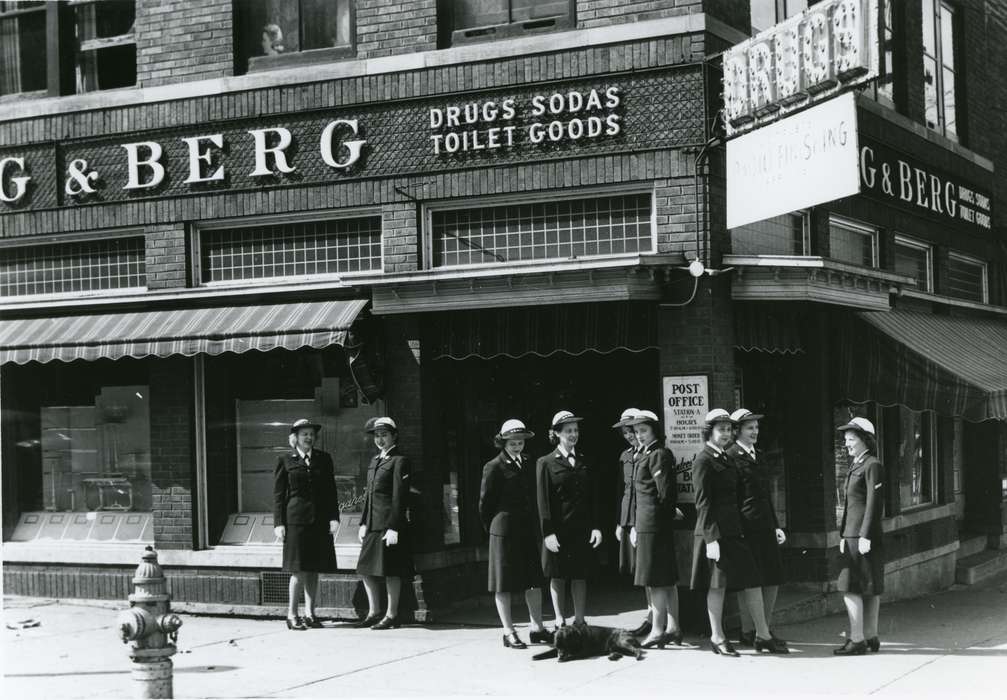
192,207,385,288
828,214,879,268
947,250,989,304
893,234,934,292
421,184,658,272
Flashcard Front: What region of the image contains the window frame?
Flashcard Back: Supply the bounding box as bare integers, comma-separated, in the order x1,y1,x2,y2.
828,214,879,268
240,0,357,75
892,234,934,292
439,0,576,48
730,209,810,256
945,250,988,304
889,406,939,513
421,184,658,272
192,208,384,288
0,1,49,100
922,0,961,141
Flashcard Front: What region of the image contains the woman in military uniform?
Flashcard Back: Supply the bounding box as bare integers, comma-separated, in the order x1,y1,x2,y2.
690,409,787,656
536,410,603,627
834,417,885,656
356,416,413,630
273,418,341,630
613,408,651,637
479,419,552,650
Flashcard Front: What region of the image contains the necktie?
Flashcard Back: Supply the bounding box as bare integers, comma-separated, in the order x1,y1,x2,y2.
568,453,576,466
304,453,311,466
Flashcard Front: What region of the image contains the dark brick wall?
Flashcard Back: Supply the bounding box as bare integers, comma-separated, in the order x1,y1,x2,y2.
135,0,233,87
150,358,195,550
356,0,438,59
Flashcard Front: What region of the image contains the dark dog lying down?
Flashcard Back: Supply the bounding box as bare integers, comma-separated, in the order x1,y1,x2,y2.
532,623,645,662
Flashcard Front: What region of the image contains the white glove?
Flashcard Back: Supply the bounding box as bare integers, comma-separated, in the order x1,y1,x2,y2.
839,538,846,554
329,520,341,536
706,540,721,562
615,525,623,542
858,537,871,554
544,534,561,553
775,528,787,545
273,525,285,541
674,508,685,521
629,527,638,547
358,524,367,542
383,529,399,546
589,529,603,548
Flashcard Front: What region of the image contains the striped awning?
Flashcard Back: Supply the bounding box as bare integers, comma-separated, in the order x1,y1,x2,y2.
0,299,368,365
838,309,1007,421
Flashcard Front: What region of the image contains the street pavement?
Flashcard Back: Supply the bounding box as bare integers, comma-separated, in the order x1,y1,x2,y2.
3,569,1006,700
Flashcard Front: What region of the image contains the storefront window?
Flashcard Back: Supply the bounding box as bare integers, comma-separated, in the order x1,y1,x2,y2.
893,235,933,292
828,215,877,268
944,251,988,303
429,192,653,268
235,0,353,74
731,211,808,256
894,406,936,509
0,237,146,298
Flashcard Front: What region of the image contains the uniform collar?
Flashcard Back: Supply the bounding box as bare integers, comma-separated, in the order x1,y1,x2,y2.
736,441,756,459
705,441,726,457
378,444,397,460
296,447,313,461
504,451,523,467
853,449,869,465
557,443,576,460
642,439,659,454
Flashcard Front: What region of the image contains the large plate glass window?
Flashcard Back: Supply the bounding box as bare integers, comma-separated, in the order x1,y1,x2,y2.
892,235,933,292
944,251,987,303
235,0,354,74
892,406,936,510
828,215,877,268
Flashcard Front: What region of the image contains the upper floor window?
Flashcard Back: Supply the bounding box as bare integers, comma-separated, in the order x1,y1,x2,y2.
749,0,807,34
0,2,48,98
893,235,933,292
944,251,988,303
828,215,878,268
0,236,146,298
731,211,809,256
438,0,574,47
867,0,897,104
235,0,354,74
922,0,960,141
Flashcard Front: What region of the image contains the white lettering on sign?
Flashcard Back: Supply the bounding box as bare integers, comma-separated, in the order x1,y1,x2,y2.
429,87,622,155
122,142,166,190
0,157,31,203
723,0,877,137
181,134,225,184
663,375,709,504
319,119,366,169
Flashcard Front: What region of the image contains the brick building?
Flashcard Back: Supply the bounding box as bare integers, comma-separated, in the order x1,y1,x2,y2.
1,0,1005,618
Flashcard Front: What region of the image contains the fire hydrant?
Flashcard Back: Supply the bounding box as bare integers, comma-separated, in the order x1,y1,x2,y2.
117,546,183,699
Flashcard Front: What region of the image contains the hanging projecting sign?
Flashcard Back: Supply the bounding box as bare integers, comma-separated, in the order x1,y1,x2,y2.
663,374,709,504
723,0,878,137
727,92,859,229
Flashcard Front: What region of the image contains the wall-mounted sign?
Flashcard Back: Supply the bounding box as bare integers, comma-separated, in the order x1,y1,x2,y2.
859,137,992,232
723,0,877,137
727,92,859,229
663,374,709,504
0,67,703,214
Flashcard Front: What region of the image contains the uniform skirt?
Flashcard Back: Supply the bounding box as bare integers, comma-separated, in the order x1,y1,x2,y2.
633,531,679,587
689,535,761,592
356,528,414,578
542,526,597,580
744,526,785,587
488,528,544,593
282,522,338,573
837,537,884,595
618,531,636,576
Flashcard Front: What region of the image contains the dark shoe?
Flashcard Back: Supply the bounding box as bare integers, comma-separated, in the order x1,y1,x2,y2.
770,630,789,648
867,636,880,652
737,630,756,647
502,631,527,649
371,616,401,630
641,635,666,649
710,640,740,657
755,636,790,654
629,618,652,637
301,615,324,629
833,639,868,656
529,628,555,644
285,616,306,631
353,613,382,629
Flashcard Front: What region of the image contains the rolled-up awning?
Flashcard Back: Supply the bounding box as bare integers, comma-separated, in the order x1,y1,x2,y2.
838,308,1007,421
0,299,368,365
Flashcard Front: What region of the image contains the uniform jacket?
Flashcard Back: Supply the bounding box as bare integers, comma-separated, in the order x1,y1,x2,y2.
479,451,537,536
692,444,743,544
727,442,780,531
618,446,639,528
633,441,677,534
536,448,600,538
840,453,884,539
361,445,411,532
272,449,340,527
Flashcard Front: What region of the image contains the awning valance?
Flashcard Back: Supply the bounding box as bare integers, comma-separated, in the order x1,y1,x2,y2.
0,299,368,365
734,303,805,354
838,309,1007,421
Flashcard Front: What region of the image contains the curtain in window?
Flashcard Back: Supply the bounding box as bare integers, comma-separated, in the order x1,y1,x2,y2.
0,16,22,95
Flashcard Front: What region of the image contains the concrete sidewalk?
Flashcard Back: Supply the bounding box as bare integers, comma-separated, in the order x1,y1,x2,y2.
3,571,1006,700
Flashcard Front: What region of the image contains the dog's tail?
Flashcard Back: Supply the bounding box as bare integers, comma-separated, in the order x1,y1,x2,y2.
532,648,559,661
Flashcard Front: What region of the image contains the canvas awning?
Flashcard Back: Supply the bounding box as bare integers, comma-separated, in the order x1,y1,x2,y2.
0,299,368,365
838,309,1007,421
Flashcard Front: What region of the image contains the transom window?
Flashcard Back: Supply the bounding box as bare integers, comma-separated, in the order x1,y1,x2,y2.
893,235,933,292
0,237,145,297
199,216,382,284
439,0,574,46
235,0,354,74
944,251,987,303
730,211,809,256
828,215,878,268
922,0,960,140
429,192,654,269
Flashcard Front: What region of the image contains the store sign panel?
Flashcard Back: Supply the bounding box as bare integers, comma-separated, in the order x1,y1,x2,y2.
727,93,859,229
859,138,992,232
663,374,709,504
723,0,877,137
0,67,703,214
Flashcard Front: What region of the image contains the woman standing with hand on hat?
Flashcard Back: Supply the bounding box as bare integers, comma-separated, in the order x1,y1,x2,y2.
356,417,413,630
690,409,787,656
479,419,552,650
273,419,341,630
834,417,885,656
628,410,684,649
537,410,603,627
728,409,787,648
613,408,651,637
